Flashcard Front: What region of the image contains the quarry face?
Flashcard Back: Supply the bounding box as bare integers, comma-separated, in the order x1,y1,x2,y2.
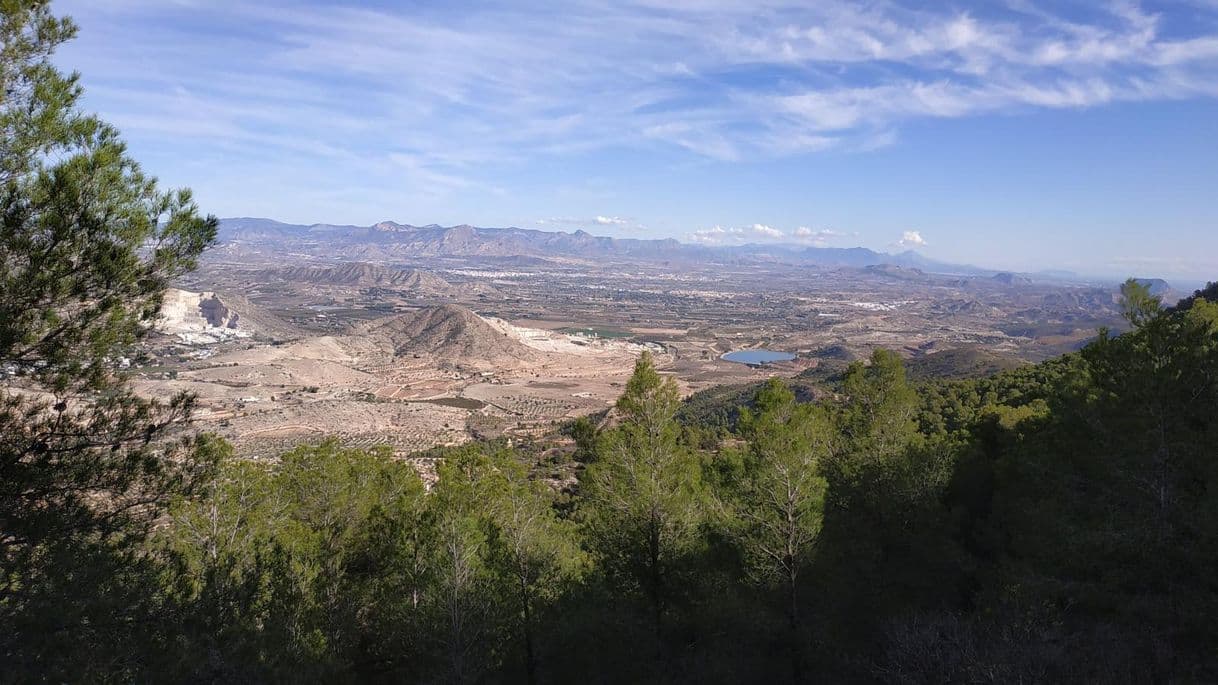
157,289,249,344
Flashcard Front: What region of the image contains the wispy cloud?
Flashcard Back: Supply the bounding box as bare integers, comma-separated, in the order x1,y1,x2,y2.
51,0,1218,240
57,1,1218,174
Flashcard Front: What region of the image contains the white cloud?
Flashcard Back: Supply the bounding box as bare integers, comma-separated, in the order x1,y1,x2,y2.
894,230,928,248
537,215,640,231
748,223,785,239
793,226,851,244
688,225,742,245
689,223,792,244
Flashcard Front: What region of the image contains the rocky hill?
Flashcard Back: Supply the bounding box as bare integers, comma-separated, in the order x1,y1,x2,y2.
1133,277,1178,301
864,264,930,281
361,304,540,363
273,263,454,291
992,272,1034,286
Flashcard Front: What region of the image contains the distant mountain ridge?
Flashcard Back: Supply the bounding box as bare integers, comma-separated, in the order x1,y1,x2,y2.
216,217,985,274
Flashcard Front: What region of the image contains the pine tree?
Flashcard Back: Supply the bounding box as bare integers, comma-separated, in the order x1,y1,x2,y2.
838,348,918,465
581,351,706,652
426,447,506,683
485,449,584,684
731,377,830,682
1,1,217,674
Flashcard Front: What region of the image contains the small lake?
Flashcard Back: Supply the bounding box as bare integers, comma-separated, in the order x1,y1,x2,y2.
722,349,796,365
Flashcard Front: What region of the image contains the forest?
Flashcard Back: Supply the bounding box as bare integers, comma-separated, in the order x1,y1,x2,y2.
4,2,1218,682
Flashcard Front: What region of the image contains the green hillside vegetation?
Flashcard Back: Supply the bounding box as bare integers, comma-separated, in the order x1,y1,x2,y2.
1170,280,1218,313
902,346,1027,381
675,376,823,435
6,4,1218,682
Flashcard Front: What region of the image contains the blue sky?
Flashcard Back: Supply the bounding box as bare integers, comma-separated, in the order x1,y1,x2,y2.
56,0,1218,281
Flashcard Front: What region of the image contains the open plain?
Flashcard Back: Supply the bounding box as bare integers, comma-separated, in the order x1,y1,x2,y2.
122,221,1150,459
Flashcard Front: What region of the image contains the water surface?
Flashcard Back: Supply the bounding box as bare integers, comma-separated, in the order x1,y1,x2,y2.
722,349,796,365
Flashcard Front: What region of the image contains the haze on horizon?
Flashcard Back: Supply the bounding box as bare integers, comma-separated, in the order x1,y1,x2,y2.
56,0,1218,282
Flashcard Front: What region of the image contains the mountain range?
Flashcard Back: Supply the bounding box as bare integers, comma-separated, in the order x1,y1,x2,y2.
215,217,986,274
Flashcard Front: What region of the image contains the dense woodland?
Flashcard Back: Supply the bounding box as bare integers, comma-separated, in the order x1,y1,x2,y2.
4,3,1218,682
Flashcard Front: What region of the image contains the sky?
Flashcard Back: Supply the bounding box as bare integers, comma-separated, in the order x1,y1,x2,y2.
54,0,1218,281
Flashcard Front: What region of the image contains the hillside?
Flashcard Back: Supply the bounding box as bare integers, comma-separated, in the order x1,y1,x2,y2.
904,346,1028,381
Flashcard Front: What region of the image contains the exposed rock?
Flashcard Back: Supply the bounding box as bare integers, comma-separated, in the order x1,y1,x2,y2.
157,289,249,343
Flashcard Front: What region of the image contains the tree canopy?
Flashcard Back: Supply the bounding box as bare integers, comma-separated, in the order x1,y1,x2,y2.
1,1,216,676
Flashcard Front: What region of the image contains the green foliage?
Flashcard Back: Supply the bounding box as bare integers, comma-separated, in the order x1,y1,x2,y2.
564,414,600,462
0,5,215,394
674,381,755,431
1168,280,1218,313
161,440,416,680
1186,295,1218,333
978,296,1218,675
728,378,830,679
730,379,830,589
1119,277,1163,328
915,353,1085,438
902,346,1026,382
485,451,586,682
160,440,590,682
676,376,822,434
839,348,919,464
580,351,708,644
0,2,217,676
